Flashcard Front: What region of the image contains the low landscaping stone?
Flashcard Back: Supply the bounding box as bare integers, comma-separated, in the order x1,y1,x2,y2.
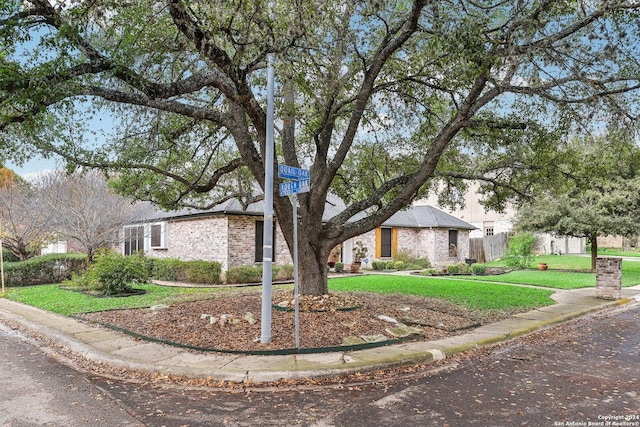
361,334,388,343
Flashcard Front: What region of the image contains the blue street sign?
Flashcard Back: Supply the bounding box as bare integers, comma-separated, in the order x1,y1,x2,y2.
277,164,310,181
279,179,310,196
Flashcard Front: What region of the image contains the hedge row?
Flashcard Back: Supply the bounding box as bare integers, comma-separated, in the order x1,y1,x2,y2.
226,264,294,284
2,253,88,287
147,258,223,284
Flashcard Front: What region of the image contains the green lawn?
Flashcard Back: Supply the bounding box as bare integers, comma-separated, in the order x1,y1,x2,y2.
486,255,592,270
479,255,640,289
3,275,556,316
329,275,555,311
595,248,640,258
2,283,225,316
463,270,594,289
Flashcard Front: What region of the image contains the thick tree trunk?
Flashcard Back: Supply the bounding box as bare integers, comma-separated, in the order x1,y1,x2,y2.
296,234,331,296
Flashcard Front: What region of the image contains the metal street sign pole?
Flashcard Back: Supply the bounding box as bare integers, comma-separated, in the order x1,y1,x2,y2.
260,47,276,344
289,195,300,349
277,164,309,349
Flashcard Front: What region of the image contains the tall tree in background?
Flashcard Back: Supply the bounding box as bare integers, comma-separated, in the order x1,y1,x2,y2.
36,171,142,261
515,135,640,271
0,167,50,260
2,1,640,294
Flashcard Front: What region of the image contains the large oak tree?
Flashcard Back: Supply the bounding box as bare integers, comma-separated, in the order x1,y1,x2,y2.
2,1,640,294
515,135,640,271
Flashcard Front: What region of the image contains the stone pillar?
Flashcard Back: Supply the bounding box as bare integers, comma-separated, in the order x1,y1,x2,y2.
596,257,622,300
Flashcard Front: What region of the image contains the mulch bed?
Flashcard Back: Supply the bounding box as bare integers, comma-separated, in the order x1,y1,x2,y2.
77,290,514,353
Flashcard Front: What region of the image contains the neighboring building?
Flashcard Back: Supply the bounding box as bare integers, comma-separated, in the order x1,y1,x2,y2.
417,183,585,255
121,199,476,270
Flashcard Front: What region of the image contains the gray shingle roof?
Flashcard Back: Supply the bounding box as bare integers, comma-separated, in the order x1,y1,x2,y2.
134,198,475,230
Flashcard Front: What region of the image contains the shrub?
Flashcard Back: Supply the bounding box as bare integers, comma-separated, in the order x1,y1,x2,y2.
182,260,222,284
456,262,470,274
147,258,222,284
471,263,486,275
393,261,405,270
274,264,294,281
2,253,87,287
67,251,148,295
1,249,20,263
446,264,459,274
334,262,344,273
505,232,536,270
371,261,385,271
385,260,395,270
226,265,263,284
414,258,432,269
419,268,438,276
393,250,431,269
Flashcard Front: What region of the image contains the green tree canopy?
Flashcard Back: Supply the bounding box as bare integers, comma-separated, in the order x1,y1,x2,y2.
515,135,640,270
2,1,640,293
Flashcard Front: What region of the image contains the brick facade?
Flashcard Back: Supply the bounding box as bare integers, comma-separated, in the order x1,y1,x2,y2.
348,227,470,267
595,257,622,300
144,214,292,271
132,214,469,271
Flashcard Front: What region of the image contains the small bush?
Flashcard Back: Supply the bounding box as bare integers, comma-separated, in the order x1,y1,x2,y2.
371,261,385,271
446,264,459,274
182,260,222,284
226,265,263,284
147,258,179,281
385,260,395,270
3,253,87,287
505,232,536,270
147,258,222,284
334,262,344,273
274,264,294,281
414,258,432,269
471,263,486,275
393,250,431,269
457,262,470,274
393,261,405,270
419,268,438,276
66,251,148,295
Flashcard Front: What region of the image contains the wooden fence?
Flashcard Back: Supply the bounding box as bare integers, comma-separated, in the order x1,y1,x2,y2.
469,232,508,263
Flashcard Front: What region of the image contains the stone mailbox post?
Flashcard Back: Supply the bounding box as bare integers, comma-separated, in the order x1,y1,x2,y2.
595,257,622,300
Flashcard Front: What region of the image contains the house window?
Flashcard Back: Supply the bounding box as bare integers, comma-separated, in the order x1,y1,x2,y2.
375,227,397,258
255,220,276,262
150,223,166,248
485,228,494,236
380,228,393,258
124,225,144,255
448,230,458,257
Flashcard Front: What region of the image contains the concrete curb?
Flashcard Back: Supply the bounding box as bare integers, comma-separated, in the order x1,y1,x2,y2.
1,291,639,384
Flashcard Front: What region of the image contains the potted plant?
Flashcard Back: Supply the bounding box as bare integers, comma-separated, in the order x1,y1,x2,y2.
351,241,368,273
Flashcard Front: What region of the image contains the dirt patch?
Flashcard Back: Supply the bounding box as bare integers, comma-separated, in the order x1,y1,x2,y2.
77,290,516,353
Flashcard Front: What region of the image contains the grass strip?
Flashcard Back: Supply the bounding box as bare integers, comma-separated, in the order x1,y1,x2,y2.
2,283,223,316
329,275,555,311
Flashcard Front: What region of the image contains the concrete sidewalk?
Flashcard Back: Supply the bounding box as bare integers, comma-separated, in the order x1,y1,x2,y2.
1,286,639,384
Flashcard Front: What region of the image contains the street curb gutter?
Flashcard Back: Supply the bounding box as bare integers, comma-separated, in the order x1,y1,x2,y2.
0,296,637,384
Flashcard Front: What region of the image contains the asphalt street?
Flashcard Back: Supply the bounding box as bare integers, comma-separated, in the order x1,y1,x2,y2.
0,322,143,427
27,303,638,427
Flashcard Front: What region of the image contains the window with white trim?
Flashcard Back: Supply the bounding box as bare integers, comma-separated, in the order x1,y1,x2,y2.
150,222,167,248
124,225,144,255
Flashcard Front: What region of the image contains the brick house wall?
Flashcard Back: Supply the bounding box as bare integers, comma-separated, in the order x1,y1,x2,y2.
227,215,292,268
142,214,292,271
348,227,470,267
128,212,469,271
147,215,229,268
